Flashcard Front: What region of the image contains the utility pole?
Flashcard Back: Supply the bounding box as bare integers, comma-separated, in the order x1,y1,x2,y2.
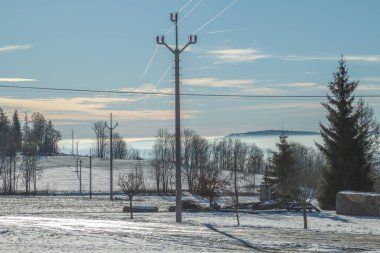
157,12,197,223
105,113,118,201
89,149,92,199
79,158,82,194
72,129,74,156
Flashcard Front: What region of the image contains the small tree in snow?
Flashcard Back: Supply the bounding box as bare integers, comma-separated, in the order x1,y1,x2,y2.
118,169,144,219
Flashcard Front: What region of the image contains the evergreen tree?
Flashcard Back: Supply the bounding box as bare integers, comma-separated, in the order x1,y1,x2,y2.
11,110,22,154
267,132,299,201
0,108,10,155
316,58,376,209
353,98,379,191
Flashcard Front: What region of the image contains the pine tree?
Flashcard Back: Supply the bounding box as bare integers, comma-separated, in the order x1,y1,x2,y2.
316,58,376,209
267,132,299,201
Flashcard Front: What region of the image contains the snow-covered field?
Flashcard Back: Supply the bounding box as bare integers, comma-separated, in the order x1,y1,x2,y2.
1,156,380,252
1,195,380,252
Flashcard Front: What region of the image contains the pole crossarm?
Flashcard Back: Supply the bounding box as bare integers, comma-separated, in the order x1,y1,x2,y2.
156,12,197,223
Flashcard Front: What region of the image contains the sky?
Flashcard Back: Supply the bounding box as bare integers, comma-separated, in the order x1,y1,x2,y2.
1,0,380,140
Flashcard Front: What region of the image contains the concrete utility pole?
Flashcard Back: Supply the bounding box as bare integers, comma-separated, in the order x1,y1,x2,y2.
75,138,79,170
79,158,82,194
156,12,197,223
105,113,118,201
72,129,74,156
89,149,92,199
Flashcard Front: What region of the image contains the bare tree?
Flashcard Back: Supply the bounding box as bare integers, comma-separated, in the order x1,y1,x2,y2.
228,139,247,226
292,143,323,229
118,169,144,219
245,143,264,193
93,121,108,159
112,132,127,159
183,129,209,193
151,129,174,194
196,165,227,208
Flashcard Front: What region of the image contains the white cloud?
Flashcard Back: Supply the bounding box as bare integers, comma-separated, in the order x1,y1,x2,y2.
356,84,380,91
207,48,272,63
286,82,318,88
241,87,283,95
0,78,38,82
206,47,380,64
0,44,33,53
361,77,380,82
207,29,237,34
119,84,174,94
282,55,380,63
182,78,253,88
240,102,322,111
0,96,197,121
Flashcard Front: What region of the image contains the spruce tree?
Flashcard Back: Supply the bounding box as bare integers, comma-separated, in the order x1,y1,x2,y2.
316,58,376,209
267,132,299,201
12,110,22,154
353,98,379,191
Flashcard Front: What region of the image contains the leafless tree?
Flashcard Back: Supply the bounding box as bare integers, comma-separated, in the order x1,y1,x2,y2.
228,139,247,226
196,164,227,208
118,168,144,219
93,121,108,159
151,129,175,194
245,143,264,193
292,143,323,229
183,129,209,193
112,132,127,159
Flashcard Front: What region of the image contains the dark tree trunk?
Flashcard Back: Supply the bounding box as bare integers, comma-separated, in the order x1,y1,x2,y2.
303,206,308,229
129,197,133,219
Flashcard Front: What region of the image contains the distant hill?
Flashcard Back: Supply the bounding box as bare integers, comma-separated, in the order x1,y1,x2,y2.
225,130,319,138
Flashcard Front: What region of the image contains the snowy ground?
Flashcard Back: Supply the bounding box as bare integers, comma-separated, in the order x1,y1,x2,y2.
15,156,261,194
2,156,380,252
1,195,380,252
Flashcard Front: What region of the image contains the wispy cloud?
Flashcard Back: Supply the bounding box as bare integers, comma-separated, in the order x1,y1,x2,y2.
286,82,319,88
356,84,380,91
241,87,283,96
207,49,272,63
119,84,174,94
182,77,253,88
0,96,197,121
0,78,38,82
206,48,380,63
240,102,322,111
207,29,237,34
0,44,33,53
282,54,380,62
361,77,380,82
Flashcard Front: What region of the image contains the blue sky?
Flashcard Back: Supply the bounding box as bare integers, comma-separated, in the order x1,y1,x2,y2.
1,0,380,139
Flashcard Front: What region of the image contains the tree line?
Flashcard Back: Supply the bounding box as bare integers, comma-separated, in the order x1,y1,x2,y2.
0,109,62,194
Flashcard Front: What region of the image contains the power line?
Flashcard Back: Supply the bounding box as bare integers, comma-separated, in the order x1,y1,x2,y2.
193,0,239,34
1,84,380,99
178,0,194,12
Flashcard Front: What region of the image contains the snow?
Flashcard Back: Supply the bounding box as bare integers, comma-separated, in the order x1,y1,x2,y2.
0,195,380,252
2,156,380,252
340,191,380,197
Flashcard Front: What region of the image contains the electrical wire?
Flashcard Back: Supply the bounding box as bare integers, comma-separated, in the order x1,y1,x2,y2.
178,0,194,12
1,84,380,99
193,0,239,34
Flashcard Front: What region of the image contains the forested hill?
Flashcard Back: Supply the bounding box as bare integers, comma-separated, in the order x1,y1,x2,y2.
225,130,319,138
